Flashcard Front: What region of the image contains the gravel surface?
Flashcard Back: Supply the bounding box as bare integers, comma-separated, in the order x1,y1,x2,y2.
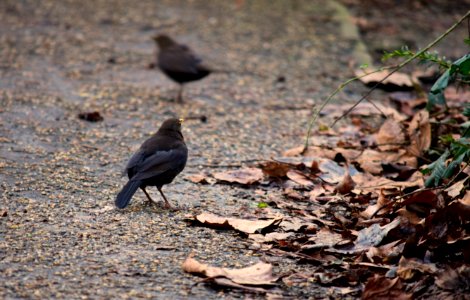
1,0,468,299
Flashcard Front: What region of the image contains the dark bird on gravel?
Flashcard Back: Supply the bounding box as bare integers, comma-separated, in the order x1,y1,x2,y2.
115,118,188,209
153,34,211,102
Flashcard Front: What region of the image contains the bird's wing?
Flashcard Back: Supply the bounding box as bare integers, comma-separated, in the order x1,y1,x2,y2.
130,148,188,181
159,45,206,74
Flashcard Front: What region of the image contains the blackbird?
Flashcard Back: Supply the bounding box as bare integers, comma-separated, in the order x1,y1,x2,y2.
115,118,188,209
153,34,211,102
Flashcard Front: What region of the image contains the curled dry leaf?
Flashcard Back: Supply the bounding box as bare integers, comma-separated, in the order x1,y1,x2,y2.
407,110,431,157
396,257,437,281
356,149,417,175
185,173,210,184
337,219,401,254
194,212,282,234
445,178,468,198
435,265,470,292
304,228,344,249
213,167,264,185
362,275,412,300
334,170,356,194
249,232,294,243
366,240,403,263
260,161,291,178
286,170,314,187
375,119,406,151
355,68,414,91
182,256,279,286
361,189,390,218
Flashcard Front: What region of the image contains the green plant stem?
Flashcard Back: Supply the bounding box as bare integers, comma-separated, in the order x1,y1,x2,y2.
303,65,397,151
329,10,470,128
304,10,470,151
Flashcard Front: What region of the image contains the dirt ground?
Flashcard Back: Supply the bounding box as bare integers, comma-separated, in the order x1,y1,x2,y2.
1,0,468,299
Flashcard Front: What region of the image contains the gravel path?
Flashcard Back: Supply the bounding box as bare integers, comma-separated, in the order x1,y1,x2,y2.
1,1,467,299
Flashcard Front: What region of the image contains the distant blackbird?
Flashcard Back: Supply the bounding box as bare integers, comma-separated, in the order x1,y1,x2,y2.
153,34,211,102
115,118,188,209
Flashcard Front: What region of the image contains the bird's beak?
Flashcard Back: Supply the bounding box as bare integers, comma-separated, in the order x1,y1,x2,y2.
179,118,184,124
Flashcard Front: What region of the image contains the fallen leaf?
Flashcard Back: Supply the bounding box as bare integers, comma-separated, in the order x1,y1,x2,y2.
260,161,291,178
361,189,390,218
407,110,431,157
389,92,427,116
182,256,279,286
194,213,282,234
356,149,417,175
185,173,210,184
336,219,401,254
335,170,356,194
375,119,406,151
366,241,403,263
396,257,437,280
435,265,470,293
445,178,468,198
356,68,415,91
209,277,275,294
213,168,264,185
249,232,294,243
303,228,344,250
286,170,314,187
382,163,417,181
362,275,412,300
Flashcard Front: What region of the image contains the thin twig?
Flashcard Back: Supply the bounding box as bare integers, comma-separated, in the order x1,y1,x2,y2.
330,10,470,128
304,66,397,151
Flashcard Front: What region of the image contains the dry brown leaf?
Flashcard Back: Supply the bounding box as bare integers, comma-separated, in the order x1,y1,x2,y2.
445,178,468,198
366,241,403,263
362,275,412,300
375,119,406,151
396,257,437,281
194,213,282,234
354,171,423,194
283,146,304,157
361,189,390,218
435,265,470,293
249,232,294,243
407,110,431,157
185,173,210,184
335,170,356,194
182,256,279,286
459,191,470,206
355,149,417,175
337,219,401,254
260,161,291,178
305,228,344,248
213,168,264,185
356,68,414,90
286,170,314,187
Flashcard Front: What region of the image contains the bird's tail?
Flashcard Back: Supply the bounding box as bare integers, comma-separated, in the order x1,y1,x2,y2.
115,180,141,209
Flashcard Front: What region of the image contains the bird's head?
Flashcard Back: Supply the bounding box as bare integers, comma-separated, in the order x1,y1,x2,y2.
159,118,184,133
153,34,176,49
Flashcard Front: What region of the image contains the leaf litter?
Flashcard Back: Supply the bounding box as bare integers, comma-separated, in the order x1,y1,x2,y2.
186,92,470,297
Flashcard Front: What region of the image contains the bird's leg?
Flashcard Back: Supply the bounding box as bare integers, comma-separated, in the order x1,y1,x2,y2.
141,187,158,205
176,85,184,103
157,187,177,210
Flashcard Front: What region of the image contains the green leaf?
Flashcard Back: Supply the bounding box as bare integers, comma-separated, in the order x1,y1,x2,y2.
465,38,470,46
427,69,450,110
442,152,466,179
463,104,470,118
452,54,470,75
257,202,268,209
424,149,450,187
359,63,369,69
